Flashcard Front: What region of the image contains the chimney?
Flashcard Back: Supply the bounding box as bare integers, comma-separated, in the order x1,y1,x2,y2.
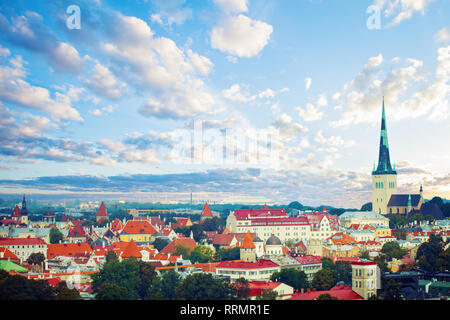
300,288,304,294
307,288,311,293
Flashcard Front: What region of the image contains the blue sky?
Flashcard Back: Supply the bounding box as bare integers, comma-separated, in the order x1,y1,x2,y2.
0,0,449,207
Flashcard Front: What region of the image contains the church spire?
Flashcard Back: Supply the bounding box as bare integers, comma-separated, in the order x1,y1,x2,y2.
373,97,396,175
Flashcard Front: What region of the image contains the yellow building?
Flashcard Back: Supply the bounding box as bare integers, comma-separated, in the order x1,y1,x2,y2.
119,220,158,245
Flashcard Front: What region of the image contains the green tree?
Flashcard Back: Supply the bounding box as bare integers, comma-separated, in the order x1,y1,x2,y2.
136,261,157,300
311,269,337,291
55,281,82,300
270,268,310,291
233,278,250,300
105,251,117,264
91,259,141,300
255,289,278,300
435,247,450,271
374,254,389,274
201,217,225,232
335,261,352,285
321,257,335,270
175,273,234,300
95,282,130,300
173,244,190,259
189,245,214,263
0,275,57,300
27,252,45,266
153,238,169,251
383,279,403,300
381,242,407,261
150,269,182,300
409,213,424,223
416,234,444,272
360,202,372,212
49,227,64,244
316,293,338,300
389,215,408,229
214,247,240,261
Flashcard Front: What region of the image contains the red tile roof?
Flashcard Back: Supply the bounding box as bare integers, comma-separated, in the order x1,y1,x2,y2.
47,242,92,259
247,280,282,297
68,225,87,238
234,208,288,221
110,219,124,232
121,240,142,258
0,247,19,260
0,237,47,246
213,234,237,246
12,205,21,218
160,237,197,255
201,202,213,217
288,284,363,300
292,254,322,265
96,202,109,217
240,232,256,249
217,259,279,270
122,220,158,235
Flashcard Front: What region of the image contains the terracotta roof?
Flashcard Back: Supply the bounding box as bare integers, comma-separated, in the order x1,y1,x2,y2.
96,202,109,217
68,225,87,238
47,242,92,259
240,232,256,249
222,227,230,234
122,220,158,235
110,219,124,232
61,214,68,222
0,247,19,260
288,284,363,300
160,237,197,255
12,205,21,218
0,237,47,246
327,233,357,245
213,234,237,246
201,202,213,217
121,240,142,258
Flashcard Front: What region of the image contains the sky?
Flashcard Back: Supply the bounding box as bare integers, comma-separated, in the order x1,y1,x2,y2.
0,0,449,207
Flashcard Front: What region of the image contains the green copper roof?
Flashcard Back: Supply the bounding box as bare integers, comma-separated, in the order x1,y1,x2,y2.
373,97,396,175
0,260,28,272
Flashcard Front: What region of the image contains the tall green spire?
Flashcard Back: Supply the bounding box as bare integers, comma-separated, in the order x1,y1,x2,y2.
373,97,396,174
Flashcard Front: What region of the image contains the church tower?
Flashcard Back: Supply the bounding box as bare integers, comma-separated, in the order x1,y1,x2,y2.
372,98,397,215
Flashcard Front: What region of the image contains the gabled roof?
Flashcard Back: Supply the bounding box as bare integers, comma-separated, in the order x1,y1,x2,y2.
96,202,109,217
0,247,19,260
0,237,47,246
68,224,87,238
388,194,421,207
122,220,158,235
293,254,322,265
110,219,124,232
121,240,142,258
240,232,256,249
160,237,197,255
233,208,287,220
201,202,213,217
12,205,21,218
247,280,282,297
212,234,236,246
327,233,357,245
47,242,93,259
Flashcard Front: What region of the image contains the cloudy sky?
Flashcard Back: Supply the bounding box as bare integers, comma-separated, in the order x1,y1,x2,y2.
0,0,449,207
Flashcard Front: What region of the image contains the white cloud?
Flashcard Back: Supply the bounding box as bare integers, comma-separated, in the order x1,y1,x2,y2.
211,14,273,58
214,0,249,14
373,0,436,27
330,47,449,127
435,27,450,43
0,55,83,122
102,13,217,119
297,103,324,122
305,77,312,91
84,63,127,99
222,83,289,102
